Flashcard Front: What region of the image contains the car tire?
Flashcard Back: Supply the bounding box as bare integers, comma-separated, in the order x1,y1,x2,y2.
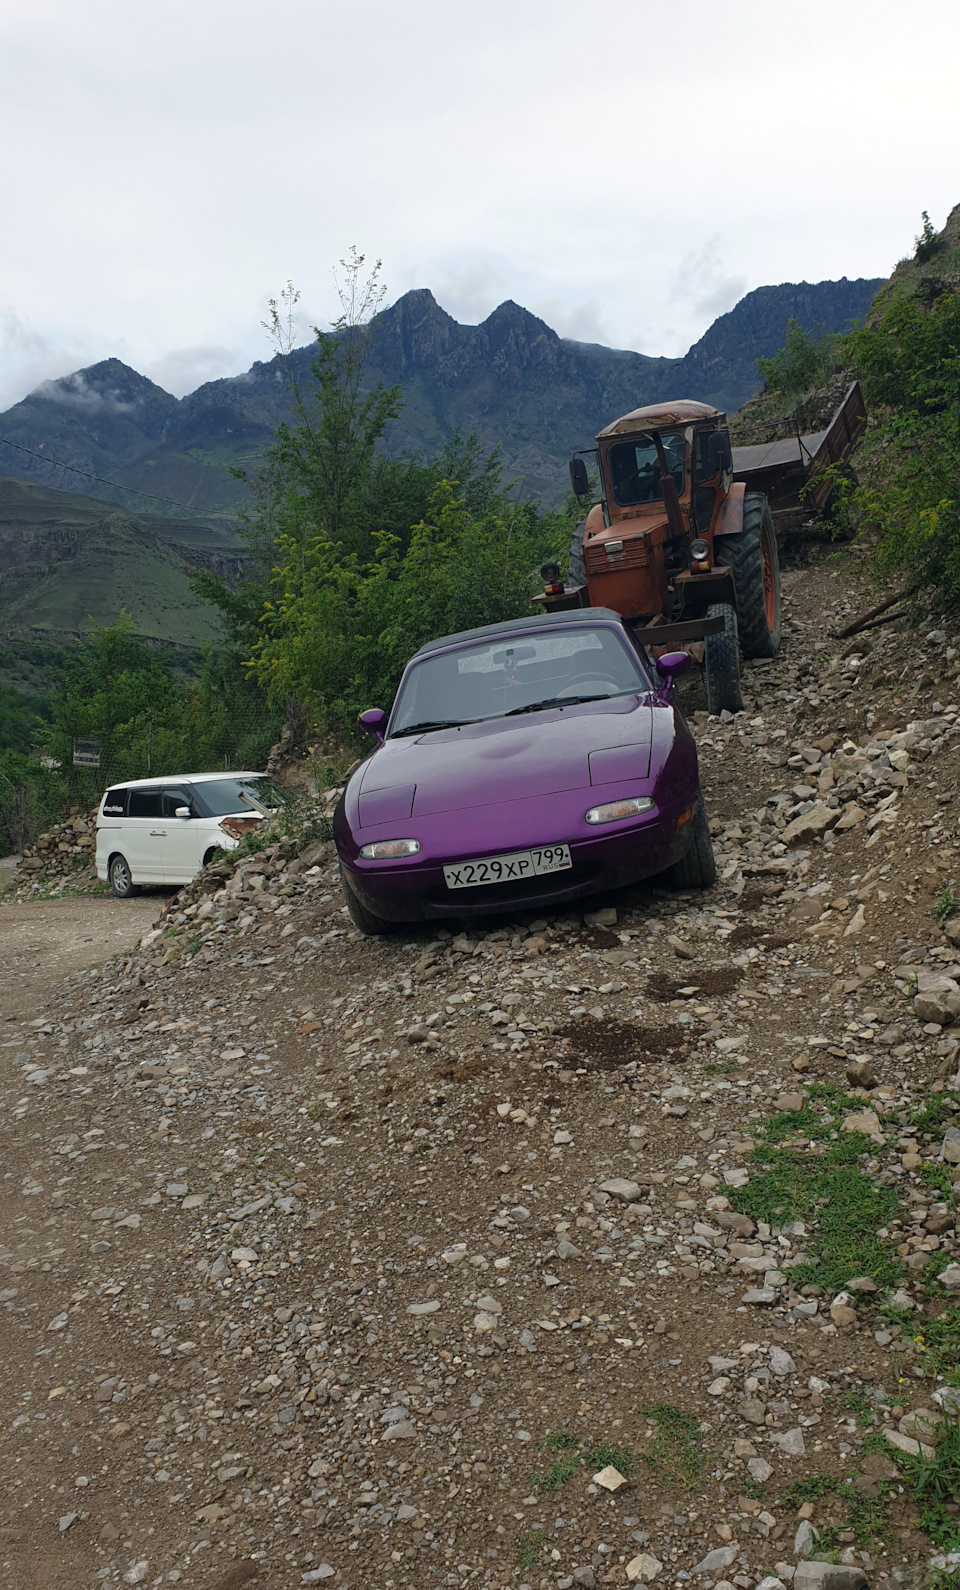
668,799,717,890
202,846,221,868
339,864,395,936
715,491,781,659
108,854,138,899
703,601,744,714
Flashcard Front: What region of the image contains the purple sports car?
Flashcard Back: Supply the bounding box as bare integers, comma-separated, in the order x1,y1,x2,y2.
334,608,715,933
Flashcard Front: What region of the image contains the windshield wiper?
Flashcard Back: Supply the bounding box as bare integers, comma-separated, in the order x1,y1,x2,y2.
389,719,468,738
505,694,609,716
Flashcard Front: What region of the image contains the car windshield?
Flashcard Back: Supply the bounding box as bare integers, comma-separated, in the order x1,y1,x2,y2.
193,776,289,816
390,627,649,734
609,430,685,507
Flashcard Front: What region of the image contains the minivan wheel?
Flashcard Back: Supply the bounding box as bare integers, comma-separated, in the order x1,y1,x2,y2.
108,855,138,899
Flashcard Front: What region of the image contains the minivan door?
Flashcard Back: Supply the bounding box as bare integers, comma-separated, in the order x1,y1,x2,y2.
123,789,166,881
160,786,202,883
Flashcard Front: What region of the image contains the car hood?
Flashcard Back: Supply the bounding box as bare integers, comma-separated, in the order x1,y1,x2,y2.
355,695,656,824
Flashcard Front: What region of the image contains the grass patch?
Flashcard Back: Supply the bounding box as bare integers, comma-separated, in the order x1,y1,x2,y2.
703,1059,739,1076
730,1082,904,1293
781,1472,892,1547
531,1431,634,1495
516,1529,544,1569
908,1309,960,1385
583,1440,634,1476
935,886,960,926
641,1403,705,1490
883,1422,960,1549
912,1095,953,1135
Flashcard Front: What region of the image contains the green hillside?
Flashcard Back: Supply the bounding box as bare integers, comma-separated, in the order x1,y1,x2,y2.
0,475,248,647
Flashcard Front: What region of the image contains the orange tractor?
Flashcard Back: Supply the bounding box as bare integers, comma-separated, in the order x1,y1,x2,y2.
537,384,865,713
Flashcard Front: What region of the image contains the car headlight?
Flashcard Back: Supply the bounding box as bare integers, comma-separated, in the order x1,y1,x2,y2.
359,839,421,859
585,797,655,825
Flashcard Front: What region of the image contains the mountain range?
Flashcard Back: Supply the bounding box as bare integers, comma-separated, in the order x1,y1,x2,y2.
0,275,883,515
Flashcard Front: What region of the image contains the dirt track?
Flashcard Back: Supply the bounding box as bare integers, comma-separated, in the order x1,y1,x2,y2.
0,895,162,1019
2,552,960,1590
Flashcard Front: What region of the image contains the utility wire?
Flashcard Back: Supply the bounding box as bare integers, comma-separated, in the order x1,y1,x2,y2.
0,435,197,511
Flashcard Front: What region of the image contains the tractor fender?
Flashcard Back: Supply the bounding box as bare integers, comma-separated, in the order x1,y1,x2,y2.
583,502,605,541
714,481,746,536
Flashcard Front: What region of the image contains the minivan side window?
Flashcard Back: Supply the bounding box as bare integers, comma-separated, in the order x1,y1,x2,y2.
101,788,129,817
127,790,162,819
162,789,193,818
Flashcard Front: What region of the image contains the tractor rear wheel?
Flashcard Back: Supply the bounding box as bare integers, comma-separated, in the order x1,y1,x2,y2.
668,798,717,891
703,601,743,715
715,491,780,658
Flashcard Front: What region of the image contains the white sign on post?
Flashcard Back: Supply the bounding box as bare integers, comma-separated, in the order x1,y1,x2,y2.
72,737,101,768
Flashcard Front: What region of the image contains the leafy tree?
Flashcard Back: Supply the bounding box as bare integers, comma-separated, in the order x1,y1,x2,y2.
756,319,840,404
252,482,569,734
193,253,576,742
840,285,960,604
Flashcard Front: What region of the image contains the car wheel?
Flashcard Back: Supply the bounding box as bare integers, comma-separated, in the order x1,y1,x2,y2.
339,864,396,936
668,799,717,891
108,854,138,898
202,847,221,868
703,601,744,714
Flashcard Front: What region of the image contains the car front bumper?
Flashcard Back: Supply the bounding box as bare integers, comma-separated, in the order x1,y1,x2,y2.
335,792,699,924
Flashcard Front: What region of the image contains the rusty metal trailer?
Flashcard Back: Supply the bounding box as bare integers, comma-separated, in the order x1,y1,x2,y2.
730,379,866,518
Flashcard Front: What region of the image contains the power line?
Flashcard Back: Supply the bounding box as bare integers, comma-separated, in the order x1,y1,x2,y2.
0,435,199,511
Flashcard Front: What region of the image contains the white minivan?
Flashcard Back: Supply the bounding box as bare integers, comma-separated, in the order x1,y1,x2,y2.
96,772,287,896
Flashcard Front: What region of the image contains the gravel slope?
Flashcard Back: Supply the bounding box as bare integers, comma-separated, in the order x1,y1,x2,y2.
3,550,960,1590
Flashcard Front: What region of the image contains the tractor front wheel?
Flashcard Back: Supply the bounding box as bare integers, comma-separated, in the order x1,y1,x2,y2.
715,491,780,659
703,601,743,715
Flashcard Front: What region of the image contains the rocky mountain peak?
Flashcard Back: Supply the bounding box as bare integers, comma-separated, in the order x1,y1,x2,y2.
375,289,461,371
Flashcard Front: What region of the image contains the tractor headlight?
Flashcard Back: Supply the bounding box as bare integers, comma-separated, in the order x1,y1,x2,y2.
359,839,421,859
689,538,710,561
585,797,655,825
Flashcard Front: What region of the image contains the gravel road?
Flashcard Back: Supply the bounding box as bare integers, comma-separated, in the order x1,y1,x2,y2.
2,552,960,1590
0,895,162,1019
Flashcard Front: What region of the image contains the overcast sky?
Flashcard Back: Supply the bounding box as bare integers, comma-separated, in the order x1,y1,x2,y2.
1,0,958,409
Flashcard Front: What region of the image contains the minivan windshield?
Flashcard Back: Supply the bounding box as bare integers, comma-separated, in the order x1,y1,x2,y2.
193,776,288,816
390,627,648,736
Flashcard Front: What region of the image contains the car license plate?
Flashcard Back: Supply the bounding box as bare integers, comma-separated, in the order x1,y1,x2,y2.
443,844,572,889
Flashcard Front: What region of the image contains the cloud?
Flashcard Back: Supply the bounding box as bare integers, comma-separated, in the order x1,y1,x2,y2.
420,258,514,327
35,371,134,413
0,309,95,413
528,297,614,347
671,237,748,325
143,344,240,397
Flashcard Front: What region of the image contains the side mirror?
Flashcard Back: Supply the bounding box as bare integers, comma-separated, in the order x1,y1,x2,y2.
656,650,692,689
359,707,387,744
174,806,192,819
569,456,589,496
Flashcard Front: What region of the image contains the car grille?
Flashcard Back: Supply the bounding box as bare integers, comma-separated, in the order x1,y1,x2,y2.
426,863,598,908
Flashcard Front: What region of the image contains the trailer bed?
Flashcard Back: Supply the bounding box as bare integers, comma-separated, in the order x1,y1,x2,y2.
731,380,866,511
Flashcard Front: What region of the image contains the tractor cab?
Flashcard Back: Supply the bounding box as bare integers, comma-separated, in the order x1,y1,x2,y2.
567,399,735,624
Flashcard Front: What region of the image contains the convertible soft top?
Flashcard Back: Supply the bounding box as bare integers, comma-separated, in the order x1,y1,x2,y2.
412,607,626,659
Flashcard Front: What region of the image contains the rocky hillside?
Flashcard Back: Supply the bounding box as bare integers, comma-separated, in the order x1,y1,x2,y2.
0,278,883,510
